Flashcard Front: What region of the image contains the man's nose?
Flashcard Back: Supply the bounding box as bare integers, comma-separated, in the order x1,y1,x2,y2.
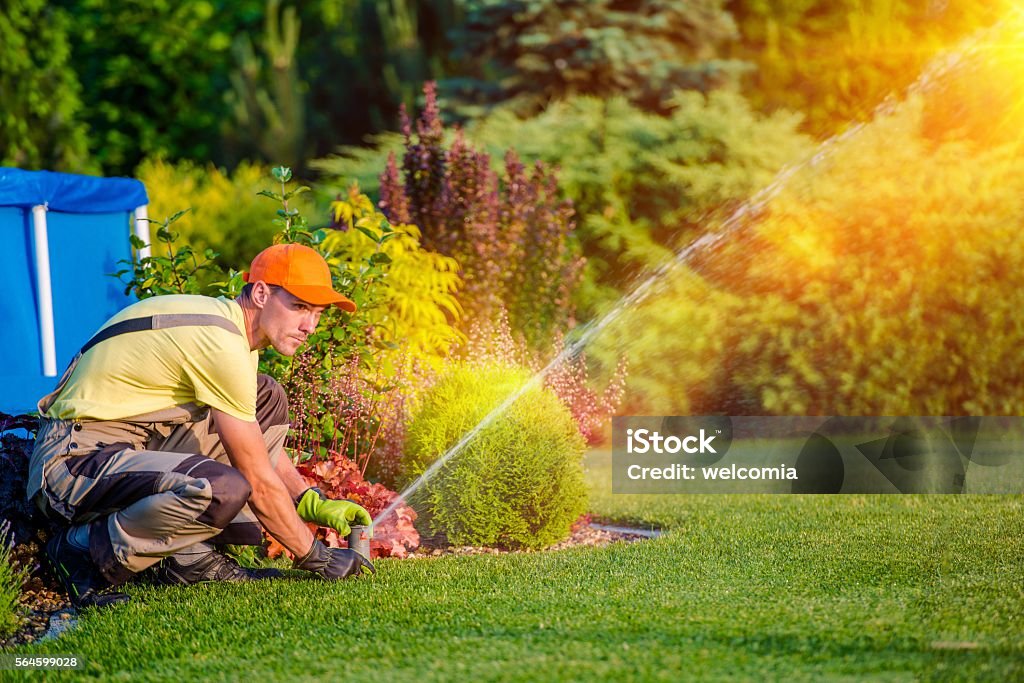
299,312,319,333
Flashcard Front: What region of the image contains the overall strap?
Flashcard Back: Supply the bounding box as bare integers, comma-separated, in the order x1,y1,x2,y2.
80,313,244,355
40,314,245,416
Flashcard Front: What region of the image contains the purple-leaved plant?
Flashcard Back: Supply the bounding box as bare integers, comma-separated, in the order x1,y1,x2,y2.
380,82,584,350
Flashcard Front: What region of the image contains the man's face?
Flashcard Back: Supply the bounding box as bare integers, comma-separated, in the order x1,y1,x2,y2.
259,286,328,356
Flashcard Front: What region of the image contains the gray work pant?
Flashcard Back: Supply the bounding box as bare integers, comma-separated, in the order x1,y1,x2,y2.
29,374,290,585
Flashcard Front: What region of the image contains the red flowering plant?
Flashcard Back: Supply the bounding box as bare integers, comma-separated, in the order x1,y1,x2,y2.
293,451,418,560
270,351,420,560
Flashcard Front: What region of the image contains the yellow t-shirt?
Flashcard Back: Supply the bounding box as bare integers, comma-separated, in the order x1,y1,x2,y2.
46,295,259,422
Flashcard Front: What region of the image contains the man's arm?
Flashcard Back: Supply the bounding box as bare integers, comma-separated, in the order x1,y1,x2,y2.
273,449,313,502
211,408,314,557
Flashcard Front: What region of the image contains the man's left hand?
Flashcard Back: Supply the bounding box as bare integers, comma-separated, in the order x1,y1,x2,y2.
296,488,372,537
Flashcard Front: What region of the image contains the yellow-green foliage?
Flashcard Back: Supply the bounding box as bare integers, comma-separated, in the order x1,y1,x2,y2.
136,157,312,270
611,25,1024,416
325,187,464,365
728,0,1011,138
404,364,587,549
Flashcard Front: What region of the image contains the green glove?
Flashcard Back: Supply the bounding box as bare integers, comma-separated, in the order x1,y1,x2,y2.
296,487,372,538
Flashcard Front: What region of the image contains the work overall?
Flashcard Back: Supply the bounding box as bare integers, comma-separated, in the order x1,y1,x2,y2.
28,314,290,585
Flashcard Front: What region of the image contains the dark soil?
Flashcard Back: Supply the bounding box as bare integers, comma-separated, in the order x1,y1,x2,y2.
1,416,44,545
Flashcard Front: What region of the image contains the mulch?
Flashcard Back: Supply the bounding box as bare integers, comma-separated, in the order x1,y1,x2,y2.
411,516,652,557
2,539,71,649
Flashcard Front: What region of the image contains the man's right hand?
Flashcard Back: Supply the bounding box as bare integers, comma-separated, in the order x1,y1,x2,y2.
294,540,375,580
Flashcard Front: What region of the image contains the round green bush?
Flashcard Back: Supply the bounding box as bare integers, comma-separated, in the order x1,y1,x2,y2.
403,363,588,549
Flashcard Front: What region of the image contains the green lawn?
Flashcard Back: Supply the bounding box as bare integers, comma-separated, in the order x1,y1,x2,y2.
6,450,1023,681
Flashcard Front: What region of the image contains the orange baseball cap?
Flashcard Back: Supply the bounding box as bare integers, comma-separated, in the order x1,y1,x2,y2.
243,244,357,311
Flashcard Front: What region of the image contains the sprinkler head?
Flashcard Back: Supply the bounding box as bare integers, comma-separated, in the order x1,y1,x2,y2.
348,525,371,560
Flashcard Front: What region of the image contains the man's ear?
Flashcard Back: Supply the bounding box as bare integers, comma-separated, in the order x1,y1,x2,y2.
251,281,273,308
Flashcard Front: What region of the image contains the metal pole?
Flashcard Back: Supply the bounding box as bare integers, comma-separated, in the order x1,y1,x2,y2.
134,204,151,260
31,204,57,377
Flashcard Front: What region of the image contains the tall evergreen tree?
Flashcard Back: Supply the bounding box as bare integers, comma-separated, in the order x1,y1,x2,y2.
440,0,746,118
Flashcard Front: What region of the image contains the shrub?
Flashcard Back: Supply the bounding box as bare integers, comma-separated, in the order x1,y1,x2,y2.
0,521,28,639
62,2,262,174
403,363,587,549
439,0,744,118
315,90,811,318
325,184,465,365
221,0,306,170
726,0,1011,139
0,0,91,172
715,114,1024,414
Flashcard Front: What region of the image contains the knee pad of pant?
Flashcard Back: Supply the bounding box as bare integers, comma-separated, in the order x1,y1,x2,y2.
188,461,253,529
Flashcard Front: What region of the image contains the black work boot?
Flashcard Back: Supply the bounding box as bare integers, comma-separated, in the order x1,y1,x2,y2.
46,530,131,609
156,548,282,586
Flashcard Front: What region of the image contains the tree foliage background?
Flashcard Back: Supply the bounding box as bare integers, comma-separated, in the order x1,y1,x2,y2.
2,0,1019,416
3,0,1003,174
9,0,462,176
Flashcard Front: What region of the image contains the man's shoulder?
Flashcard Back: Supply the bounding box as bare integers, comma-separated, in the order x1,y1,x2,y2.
105,294,242,327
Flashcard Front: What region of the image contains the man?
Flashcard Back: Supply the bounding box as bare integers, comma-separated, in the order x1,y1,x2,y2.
28,243,374,609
